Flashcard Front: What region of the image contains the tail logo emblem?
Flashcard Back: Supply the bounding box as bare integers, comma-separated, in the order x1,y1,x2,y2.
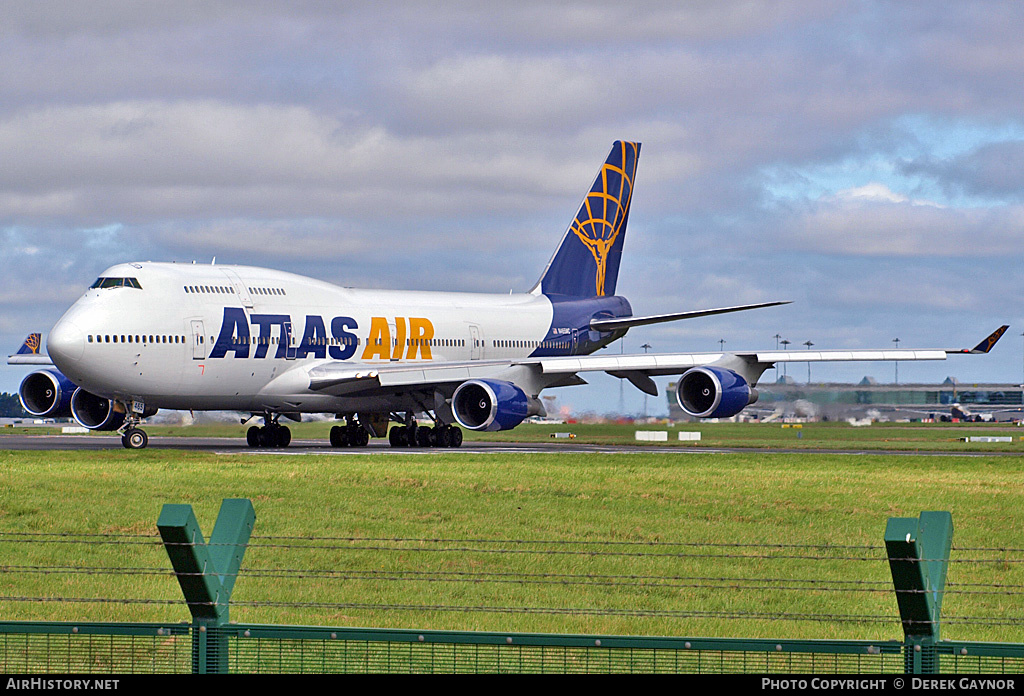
570,141,638,296
24,333,41,354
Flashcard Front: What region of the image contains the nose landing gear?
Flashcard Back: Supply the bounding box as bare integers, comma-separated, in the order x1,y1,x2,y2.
119,401,151,449
121,427,148,450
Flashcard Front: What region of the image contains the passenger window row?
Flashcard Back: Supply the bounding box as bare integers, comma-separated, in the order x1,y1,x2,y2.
84,334,473,350
182,285,287,296
87,334,186,345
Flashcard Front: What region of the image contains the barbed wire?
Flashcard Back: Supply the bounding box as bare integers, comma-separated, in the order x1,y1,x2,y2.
4,531,1024,556
2,593,1021,628
1,532,1020,561
4,563,1024,599
2,532,1022,565
4,530,1023,632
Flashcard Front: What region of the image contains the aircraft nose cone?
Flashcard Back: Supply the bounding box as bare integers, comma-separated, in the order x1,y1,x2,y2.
48,318,85,367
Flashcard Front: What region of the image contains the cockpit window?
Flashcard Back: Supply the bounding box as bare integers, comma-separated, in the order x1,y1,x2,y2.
91,277,142,289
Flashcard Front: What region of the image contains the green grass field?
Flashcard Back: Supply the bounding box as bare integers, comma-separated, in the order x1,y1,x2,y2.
2,439,1023,644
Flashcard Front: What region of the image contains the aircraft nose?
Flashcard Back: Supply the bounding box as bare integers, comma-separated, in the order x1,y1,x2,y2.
48,318,85,367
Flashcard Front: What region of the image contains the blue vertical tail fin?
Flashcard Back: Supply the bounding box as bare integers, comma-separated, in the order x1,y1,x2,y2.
532,140,640,298
16,333,42,355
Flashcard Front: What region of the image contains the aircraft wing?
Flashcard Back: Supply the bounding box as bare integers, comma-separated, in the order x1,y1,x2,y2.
308,360,525,394
305,326,1008,398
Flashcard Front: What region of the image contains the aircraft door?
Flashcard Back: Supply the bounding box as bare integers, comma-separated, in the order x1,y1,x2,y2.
221,268,253,309
190,320,206,360
283,321,297,360
469,325,482,360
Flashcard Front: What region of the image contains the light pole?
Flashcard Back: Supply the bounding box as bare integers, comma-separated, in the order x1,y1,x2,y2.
774,334,782,381
804,340,814,383
618,336,625,414
780,339,791,378
641,343,651,418
893,338,900,384
718,338,726,352
1020,332,1024,406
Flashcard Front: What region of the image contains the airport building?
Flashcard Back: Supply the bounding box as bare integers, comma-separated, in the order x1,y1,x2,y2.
667,377,1024,422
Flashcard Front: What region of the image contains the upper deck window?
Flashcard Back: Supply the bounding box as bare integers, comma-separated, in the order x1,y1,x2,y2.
91,277,142,290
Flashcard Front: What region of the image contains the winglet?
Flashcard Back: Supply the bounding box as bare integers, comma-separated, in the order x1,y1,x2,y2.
952,325,1009,354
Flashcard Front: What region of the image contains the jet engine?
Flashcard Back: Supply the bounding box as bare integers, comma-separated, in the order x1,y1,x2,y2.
70,387,126,431
675,366,758,419
19,369,75,418
452,379,536,432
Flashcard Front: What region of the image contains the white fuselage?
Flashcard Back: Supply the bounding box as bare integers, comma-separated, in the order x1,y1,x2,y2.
47,262,565,415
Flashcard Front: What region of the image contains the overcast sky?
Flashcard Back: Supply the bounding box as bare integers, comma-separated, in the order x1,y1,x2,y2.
2,1,1022,417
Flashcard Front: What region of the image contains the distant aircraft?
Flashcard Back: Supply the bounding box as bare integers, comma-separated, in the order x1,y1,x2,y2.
6,141,1009,449
901,403,1019,423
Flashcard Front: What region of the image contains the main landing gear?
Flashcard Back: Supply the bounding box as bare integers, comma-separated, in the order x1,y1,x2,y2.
329,420,370,448
388,422,463,448
246,414,292,449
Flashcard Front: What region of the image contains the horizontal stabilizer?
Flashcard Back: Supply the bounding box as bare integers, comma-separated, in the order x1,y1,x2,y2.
589,301,790,332
7,354,54,365
7,332,52,365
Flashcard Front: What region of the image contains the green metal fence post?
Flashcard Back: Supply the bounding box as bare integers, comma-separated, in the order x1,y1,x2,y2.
158,498,256,674
884,511,953,674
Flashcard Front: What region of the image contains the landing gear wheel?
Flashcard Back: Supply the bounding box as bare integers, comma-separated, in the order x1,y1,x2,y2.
253,424,291,448
122,428,148,450
389,426,406,447
448,425,463,448
415,427,432,448
432,426,451,448
276,425,291,448
331,425,347,447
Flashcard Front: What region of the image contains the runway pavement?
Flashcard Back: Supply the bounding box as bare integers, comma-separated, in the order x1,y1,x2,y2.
0,432,1009,457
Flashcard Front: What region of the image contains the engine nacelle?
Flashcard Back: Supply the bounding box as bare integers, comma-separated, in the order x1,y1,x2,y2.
70,388,126,431
19,369,75,418
675,366,758,419
452,379,530,432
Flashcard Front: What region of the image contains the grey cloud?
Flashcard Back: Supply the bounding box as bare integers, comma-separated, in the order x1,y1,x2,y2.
902,140,1024,201
773,197,1024,257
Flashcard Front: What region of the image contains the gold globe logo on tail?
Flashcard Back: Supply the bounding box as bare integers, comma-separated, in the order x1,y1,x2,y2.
569,141,638,296
25,333,41,354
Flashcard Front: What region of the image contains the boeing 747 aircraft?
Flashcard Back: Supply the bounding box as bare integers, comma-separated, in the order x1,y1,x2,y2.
7,141,1008,449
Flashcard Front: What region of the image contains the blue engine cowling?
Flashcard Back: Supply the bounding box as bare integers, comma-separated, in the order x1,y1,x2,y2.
452,379,529,432
675,366,758,419
19,369,76,418
70,387,126,431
